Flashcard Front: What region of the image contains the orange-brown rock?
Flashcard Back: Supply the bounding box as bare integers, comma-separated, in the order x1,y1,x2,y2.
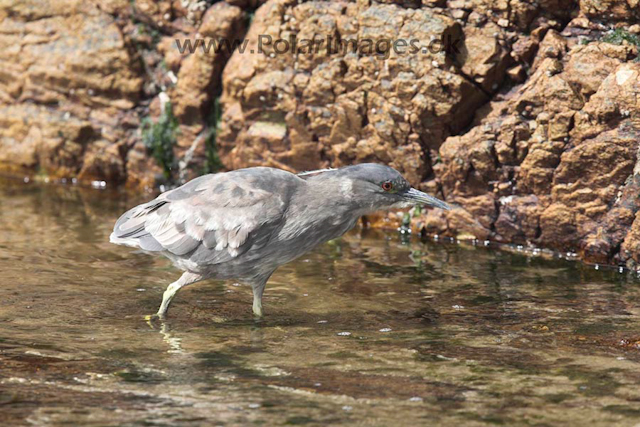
579,0,640,22
172,3,245,126
217,0,488,182
0,0,141,185
427,33,640,264
0,0,246,188
168,2,246,182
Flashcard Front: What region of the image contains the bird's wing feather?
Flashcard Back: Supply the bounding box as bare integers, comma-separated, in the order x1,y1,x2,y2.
111,171,291,264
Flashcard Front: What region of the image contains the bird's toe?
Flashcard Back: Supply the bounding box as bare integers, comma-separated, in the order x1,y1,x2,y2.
144,313,163,329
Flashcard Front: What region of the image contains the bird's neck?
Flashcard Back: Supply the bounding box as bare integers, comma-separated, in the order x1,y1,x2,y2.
305,176,367,215
279,176,365,243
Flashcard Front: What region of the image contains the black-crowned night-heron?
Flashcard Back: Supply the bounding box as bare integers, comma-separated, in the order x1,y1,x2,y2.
110,163,451,318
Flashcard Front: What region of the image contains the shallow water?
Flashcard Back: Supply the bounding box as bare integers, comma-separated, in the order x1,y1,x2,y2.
1,178,640,426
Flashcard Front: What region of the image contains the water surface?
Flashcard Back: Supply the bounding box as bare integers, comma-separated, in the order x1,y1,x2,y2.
1,178,640,426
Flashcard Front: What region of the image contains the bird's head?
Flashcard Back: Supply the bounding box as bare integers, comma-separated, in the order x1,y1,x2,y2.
329,163,451,213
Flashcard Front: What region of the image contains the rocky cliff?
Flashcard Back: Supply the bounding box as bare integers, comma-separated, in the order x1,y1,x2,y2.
0,0,639,265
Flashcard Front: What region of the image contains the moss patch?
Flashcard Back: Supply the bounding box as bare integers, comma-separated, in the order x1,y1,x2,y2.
204,97,224,174
602,28,640,47
141,101,179,179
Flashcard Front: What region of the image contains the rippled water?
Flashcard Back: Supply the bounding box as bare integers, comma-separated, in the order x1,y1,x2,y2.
1,178,640,426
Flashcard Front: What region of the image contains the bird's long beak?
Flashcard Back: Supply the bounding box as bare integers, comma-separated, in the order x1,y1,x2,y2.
403,188,452,211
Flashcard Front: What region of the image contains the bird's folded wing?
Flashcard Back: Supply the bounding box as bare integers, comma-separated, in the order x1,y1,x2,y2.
111,173,286,264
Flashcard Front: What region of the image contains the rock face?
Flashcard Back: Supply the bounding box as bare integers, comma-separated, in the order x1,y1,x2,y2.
0,0,639,266
0,0,143,184
0,0,246,188
424,36,639,265
217,0,491,181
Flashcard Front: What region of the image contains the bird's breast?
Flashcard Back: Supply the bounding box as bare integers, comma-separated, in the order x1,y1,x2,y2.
276,213,357,253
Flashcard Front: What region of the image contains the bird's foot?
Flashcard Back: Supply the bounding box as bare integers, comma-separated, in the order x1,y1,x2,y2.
252,311,265,327
144,313,164,329
252,305,263,318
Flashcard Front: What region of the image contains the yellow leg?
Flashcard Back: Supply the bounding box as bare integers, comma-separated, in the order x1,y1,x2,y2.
156,272,201,319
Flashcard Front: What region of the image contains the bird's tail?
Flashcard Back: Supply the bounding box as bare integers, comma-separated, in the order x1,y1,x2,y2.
110,200,168,251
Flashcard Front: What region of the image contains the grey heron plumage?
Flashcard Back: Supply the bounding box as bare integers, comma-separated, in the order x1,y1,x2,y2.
110,163,451,318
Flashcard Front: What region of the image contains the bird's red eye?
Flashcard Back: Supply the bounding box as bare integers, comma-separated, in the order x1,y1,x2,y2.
381,181,393,191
